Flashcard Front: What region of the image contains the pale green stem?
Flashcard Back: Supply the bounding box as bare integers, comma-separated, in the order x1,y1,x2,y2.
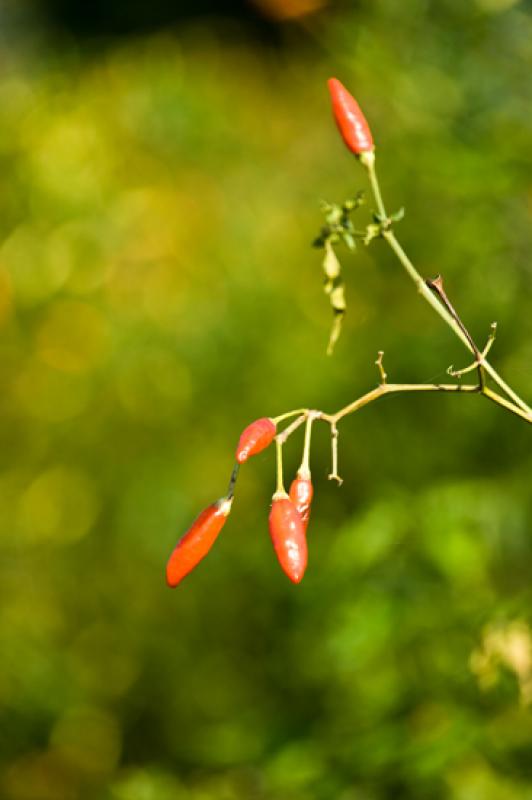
277,413,307,445
483,386,532,420
331,382,479,422
299,413,316,477
328,420,342,484
482,361,530,414
362,151,387,219
383,229,473,352
273,408,307,426
275,438,285,496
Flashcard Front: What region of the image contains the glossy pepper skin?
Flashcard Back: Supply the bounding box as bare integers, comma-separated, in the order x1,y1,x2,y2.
236,417,276,464
327,77,374,155
166,496,232,587
289,470,313,533
269,492,308,583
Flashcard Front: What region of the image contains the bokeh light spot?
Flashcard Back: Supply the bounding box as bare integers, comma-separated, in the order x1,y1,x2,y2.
17,465,99,545
13,360,90,421
36,300,109,373
50,706,121,776
1,226,70,306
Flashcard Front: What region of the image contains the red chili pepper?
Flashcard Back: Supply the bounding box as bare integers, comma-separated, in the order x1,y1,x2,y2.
269,492,308,583
289,469,313,533
236,417,276,464
327,77,374,155
166,496,232,587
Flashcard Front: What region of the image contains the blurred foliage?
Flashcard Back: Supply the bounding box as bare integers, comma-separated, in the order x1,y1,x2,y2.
1,1,532,798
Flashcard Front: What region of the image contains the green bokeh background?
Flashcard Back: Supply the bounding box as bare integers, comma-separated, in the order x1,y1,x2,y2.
1,1,532,798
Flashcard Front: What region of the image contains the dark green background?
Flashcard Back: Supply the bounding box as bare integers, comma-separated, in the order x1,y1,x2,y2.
1,1,532,797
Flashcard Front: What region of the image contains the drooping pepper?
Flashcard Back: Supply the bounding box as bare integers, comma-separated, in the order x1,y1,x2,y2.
166,496,233,587
289,469,314,533
269,492,308,583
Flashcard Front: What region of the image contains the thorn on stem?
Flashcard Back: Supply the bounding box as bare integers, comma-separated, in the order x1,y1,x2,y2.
426,274,444,294
426,272,485,388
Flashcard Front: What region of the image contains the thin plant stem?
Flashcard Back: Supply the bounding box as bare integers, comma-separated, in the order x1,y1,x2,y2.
274,381,530,452
226,463,240,500
328,421,342,484
375,350,387,384
364,160,532,417
275,438,285,496
331,382,529,424
277,414,307,445
449,322,497,378
482,386,532,419
332,382,480,423
362,151,387,219
482,361,530,415
299,413,316,476
383,228,473,351
273,408,307,425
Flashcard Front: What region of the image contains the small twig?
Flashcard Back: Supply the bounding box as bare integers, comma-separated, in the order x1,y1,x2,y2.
448,322,497,378
485,321,497,355
328,421,343,484
277,413,307,446
447,361,480,379
375,350,387,385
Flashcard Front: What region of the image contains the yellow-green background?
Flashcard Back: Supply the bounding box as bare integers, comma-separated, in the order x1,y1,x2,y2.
1,1,532,798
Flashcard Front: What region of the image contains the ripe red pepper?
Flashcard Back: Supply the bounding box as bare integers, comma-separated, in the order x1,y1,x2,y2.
236,417,276,464
289,469,313,533
166,496,232,587
327,77,374,155
269,492,308,583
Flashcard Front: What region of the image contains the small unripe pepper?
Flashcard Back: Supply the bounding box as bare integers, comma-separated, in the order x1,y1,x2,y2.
236,417,276,464
327,77,374,155
166,496,232,587
269,491,308,583
289,468,313,533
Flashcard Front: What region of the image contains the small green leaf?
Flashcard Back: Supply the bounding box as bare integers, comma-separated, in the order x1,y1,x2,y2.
390,207,405,223
342,232,356,251
364,224,381,246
